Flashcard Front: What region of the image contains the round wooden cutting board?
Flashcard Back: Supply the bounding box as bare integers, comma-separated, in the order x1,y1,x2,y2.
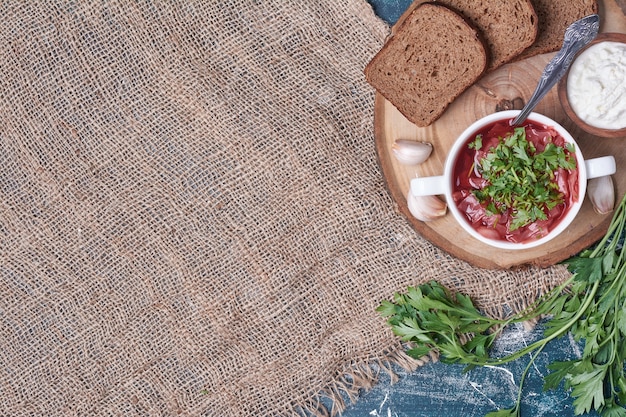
374,0,626,269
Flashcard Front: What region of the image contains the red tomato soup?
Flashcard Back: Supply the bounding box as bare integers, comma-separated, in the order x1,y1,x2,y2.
452,118,579,244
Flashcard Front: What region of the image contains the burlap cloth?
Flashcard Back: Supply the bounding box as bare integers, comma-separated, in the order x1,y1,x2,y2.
0,1,571,416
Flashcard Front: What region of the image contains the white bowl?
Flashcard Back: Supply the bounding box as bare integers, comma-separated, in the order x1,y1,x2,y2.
558,32,626,138
411,110,616,250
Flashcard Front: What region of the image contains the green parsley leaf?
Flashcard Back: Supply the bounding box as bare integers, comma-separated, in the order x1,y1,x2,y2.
570,367,607,414
406,345,432,360
544,360,576,391
375,299,398,317
566,256,604,283
469,134,483,150
602,403,626,417
616,307,626,336
485,407,519,417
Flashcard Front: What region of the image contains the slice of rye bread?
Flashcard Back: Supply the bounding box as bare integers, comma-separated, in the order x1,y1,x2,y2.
364,3,488,127
396,0,538,72
515,0,598,61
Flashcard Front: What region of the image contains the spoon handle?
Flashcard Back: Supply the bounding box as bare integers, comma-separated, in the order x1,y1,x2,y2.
511,14,600,126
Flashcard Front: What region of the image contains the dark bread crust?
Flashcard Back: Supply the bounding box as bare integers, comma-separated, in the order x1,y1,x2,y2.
515,0,598,60
397,0,538,71
364,3,488,127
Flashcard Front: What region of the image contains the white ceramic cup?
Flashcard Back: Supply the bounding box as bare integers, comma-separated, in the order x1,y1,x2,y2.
411,110,616,250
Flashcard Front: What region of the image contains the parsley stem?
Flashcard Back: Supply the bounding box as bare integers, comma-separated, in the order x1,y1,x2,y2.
498,272,576,325
483,279,600,366
513,343,546,416
594,196,626,256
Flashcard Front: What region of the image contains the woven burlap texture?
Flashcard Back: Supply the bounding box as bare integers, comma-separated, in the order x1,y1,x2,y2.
0,1,571,416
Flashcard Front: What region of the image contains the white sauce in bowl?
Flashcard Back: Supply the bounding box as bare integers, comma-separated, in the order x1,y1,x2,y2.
566,41,626,130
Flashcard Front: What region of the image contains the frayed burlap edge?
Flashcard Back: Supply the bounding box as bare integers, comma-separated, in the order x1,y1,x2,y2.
294,347,429,417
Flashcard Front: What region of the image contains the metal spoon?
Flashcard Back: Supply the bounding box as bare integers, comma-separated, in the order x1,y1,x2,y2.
510,14,600,126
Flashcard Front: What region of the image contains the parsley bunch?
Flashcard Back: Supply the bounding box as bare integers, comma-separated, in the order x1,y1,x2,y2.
378,192,626,417
468,127,576,231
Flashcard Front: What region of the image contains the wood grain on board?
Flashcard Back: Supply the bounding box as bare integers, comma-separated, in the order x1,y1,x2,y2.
374,0,626,269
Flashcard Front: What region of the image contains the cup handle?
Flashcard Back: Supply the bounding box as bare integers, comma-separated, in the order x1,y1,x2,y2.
585,156,616,179
410,176,447,197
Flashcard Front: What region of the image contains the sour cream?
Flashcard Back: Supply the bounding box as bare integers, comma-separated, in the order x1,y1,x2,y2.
566,41,626,130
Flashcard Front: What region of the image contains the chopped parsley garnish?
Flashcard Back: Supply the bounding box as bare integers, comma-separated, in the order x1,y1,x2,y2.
468,126,576,231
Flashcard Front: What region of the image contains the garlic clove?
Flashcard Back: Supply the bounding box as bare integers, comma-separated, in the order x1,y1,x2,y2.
406,191,447,222
588,175,615,214
392,139,433,165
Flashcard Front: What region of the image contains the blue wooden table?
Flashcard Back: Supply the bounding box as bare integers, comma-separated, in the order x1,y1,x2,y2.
343,2,601,416
341,321,594,417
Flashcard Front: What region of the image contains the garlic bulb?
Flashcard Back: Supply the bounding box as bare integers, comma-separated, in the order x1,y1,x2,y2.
588,175,615,214
392,139,433,165
407,191,447,222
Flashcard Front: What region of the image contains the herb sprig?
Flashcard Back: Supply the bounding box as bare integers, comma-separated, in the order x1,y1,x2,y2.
468,126,576,231
378,192,626,417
